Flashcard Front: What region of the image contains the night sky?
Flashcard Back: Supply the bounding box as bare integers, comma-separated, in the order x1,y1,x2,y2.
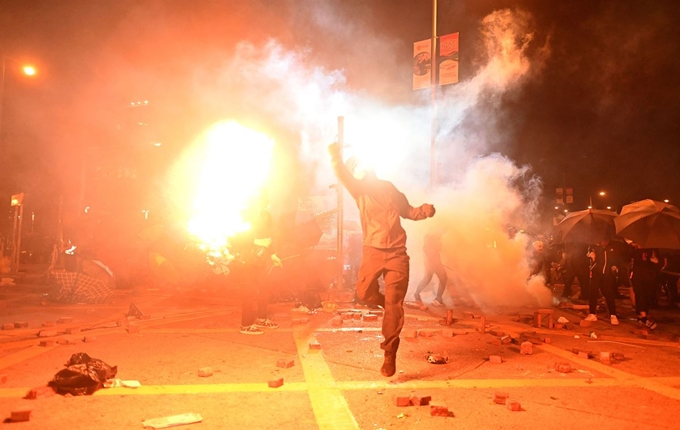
1,0,679,241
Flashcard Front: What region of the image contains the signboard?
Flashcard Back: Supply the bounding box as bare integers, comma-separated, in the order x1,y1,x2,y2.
412,39,432,90
438,32,459,85
10,193,24,207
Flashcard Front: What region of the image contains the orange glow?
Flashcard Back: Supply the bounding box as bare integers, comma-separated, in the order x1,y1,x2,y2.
178,121,274,262
22,65,36,76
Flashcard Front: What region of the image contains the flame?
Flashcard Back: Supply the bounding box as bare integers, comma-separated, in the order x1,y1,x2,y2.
185,121,274,263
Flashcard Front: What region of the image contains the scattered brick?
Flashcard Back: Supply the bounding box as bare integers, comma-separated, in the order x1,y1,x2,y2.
14,322,29,328
451,329,468,335
403,329,418,339
494,392,509,405
0,374,7,384
2,323,14,330
579,320,592,327
578,351,589,360
56,317,73,324
341,312,353,320
501,336,512,345
363,314,378,322
65,327,80,335
38,330,57,337
276,359,294,369
563,322,574,330
10,410,32,422
611,352,625,361
479,317,486,333
464,311,474,319
353,313,362,320
396,396,411,407
116,319,126,327
555,362,571,373
520,341,533,355
42,321,56,327
543,337,551,344
57,339,77,345
25,385,56,399
554,323,564,329
419,305,429,311
489,329,505,337
309,342,322,350
489,355,503,364
330,317,343,327
127,325,140,334
441,329,454,338
83,336,97,343
430,404,451,417
507,401,522,411
600,352,611,364
39,340,55,347
139,315,151,320
418,329,437,337
198,367,213,377
410,395,432,406
268,378,284,388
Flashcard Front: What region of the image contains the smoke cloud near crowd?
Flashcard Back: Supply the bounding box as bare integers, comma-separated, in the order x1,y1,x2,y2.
161,7,554,307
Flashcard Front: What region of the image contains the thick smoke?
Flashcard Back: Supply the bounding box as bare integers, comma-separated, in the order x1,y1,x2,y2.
163,7,553,306
405,8,553,308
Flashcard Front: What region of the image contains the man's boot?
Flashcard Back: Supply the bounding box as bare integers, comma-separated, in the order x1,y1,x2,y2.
381,350,396,377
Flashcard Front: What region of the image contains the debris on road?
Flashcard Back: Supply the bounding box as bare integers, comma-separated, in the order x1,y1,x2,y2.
10,409,32,422
142,413,203,429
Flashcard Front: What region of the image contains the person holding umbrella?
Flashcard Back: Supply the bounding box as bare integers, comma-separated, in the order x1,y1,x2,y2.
629,243,661,330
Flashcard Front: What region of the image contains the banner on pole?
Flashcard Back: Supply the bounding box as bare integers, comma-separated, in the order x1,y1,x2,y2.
412,39,432,90
438,32,459,85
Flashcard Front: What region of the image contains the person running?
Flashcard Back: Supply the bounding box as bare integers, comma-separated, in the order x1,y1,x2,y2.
329,143,435,377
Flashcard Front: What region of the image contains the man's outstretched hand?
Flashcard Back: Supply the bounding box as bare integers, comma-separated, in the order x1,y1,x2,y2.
422,204,436,218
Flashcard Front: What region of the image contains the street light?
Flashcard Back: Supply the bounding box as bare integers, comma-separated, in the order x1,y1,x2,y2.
0,56,38,270
589,190,606,209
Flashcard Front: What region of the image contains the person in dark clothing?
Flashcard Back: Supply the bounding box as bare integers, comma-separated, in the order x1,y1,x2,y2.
630,245,662,330
584,238,619,325
329,143,435,377
230,191,283,335
562,242,591,300
413,228,448,307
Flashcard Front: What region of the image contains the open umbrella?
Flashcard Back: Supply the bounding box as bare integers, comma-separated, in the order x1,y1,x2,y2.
555,208,617,244
614,199,680,249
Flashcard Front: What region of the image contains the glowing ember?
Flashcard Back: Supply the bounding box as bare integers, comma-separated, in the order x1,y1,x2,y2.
185,121,274,267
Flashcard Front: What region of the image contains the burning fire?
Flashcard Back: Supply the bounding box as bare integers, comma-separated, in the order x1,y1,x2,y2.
185,121,274,267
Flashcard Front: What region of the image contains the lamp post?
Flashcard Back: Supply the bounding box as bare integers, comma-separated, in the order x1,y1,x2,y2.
0,56,37,268
588,190,606,209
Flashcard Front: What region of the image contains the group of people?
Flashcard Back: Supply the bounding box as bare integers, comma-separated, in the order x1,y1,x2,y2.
541,237,674,330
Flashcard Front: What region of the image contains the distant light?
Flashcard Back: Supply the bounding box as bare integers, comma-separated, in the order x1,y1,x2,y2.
153,142,162,147
564,209,568,213
599,191,606,196
607,206,611,210
587,205,593,209
130,102,135,106
144,100,148,104
23,65,36,76
84,206,90,214
664,199,670,203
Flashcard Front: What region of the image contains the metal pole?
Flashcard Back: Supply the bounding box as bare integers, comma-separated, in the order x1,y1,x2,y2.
10,205,18,271
337,116,344,288
430,0,438,191
15,203,24,272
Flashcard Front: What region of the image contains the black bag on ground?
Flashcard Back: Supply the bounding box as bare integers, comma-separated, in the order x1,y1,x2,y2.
49,352,118,396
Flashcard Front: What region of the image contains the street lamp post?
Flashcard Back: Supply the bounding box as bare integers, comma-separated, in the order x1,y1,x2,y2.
0,56,37,269
589,191,606,209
